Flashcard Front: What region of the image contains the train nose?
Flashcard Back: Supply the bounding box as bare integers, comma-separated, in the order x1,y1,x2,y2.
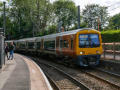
76,55,100,66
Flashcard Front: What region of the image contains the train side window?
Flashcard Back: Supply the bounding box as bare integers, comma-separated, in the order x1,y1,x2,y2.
50,41,55,49
28,42,34,49
19,42,26,49
71,39,73,49
44,41,55,50
37,42,41,49
64,40,69,48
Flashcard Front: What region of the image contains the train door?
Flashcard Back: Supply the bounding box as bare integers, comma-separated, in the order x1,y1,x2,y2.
59,37,63,55
41,39,44,51
56,36,63,55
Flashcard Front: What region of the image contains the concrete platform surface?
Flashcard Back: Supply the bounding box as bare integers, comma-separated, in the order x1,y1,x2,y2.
0,54,53,90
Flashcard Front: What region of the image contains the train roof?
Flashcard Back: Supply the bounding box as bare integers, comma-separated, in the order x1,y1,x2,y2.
5,40,14,42
41,28,97,39
10,28,98,42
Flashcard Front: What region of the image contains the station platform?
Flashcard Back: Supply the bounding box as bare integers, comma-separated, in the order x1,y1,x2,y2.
0,54,53,90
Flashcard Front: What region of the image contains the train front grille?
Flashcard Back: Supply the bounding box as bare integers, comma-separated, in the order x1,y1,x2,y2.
82,56,97,65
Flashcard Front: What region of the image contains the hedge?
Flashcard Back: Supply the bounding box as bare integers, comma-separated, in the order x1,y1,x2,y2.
101,30,120,43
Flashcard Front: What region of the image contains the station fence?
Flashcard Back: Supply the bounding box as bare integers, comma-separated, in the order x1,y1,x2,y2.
102,42,120,60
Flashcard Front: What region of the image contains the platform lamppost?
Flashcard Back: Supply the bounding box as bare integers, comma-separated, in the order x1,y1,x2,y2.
3,1,6,37
3,1,6,65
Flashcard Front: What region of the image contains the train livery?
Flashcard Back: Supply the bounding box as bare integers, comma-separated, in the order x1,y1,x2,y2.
6,28,103,66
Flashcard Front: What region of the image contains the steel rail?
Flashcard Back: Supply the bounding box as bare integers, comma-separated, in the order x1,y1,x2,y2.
45,73,60,90
95,68,120,78
82,70,120,89
36,60,90,90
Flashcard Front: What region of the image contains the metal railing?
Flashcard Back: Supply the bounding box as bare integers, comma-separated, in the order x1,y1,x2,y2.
102,42,120,60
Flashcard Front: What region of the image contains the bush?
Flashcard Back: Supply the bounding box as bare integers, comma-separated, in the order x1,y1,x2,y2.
101,30,120,43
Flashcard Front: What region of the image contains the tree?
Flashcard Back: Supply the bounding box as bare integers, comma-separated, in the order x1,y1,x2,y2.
7,0,53,39
108,13,120,30
28,0,53,36
82,4,108,30
53,0,77,31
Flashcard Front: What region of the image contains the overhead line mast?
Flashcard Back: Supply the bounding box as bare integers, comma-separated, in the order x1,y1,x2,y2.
78,5,80,29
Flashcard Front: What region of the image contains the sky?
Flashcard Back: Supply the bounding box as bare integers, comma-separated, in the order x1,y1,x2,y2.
73,0,120,16
1,0,120,16
50,0,120,16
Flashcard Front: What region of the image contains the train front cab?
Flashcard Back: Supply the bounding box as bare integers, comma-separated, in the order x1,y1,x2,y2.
75,29,103,66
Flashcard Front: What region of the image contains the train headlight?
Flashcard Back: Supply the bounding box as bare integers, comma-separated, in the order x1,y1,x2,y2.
96,50,100,54
80,51,84,55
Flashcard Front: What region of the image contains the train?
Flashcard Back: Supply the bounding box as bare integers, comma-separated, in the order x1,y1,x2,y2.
6,28,103,66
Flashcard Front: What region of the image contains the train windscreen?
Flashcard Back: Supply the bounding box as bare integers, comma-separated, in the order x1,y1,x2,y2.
79,34,100,48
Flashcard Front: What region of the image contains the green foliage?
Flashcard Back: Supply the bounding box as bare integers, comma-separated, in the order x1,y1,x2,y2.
0,0,111,40
108,13,120,29
82,4,108,30
7,0,53,39
47,25,57,34
101,30,120,42
53,0,77,31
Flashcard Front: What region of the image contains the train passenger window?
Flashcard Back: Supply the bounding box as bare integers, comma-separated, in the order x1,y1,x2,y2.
44,41,55,50
28,42,34,49
71,39,73,49
37,42,41,49
64,40,69,48
20,42,26,49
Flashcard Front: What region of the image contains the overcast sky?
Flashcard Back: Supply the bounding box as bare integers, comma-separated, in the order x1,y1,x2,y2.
1,0,120,16
50,0,120,16
73,0,120,16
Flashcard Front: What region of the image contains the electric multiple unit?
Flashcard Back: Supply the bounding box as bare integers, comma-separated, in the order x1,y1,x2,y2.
6,28,103,66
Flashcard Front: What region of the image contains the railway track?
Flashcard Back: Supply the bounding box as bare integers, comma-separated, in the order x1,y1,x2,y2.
45,73,60,90
35,59,89,90
95,68,120,79
81,69,120,89
94,68,120,86
27,56,120,90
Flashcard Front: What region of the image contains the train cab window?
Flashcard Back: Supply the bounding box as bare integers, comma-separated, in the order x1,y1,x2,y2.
64,40,69,48
37,42,41,49
71,39,73,49
79,34,100,48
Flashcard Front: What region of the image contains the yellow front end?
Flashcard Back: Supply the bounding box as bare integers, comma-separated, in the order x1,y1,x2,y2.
75,29,103,66
76,29,103,55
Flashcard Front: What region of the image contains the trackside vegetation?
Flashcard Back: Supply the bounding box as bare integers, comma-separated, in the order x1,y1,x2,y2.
101,30,120,42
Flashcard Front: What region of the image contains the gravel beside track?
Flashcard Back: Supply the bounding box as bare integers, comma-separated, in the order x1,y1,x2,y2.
94,68,120,86
34,57,119,90
27,56,120,90
37,62,88,90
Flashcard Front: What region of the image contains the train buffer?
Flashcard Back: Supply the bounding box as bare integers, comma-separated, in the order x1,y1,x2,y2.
0,54,53,90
